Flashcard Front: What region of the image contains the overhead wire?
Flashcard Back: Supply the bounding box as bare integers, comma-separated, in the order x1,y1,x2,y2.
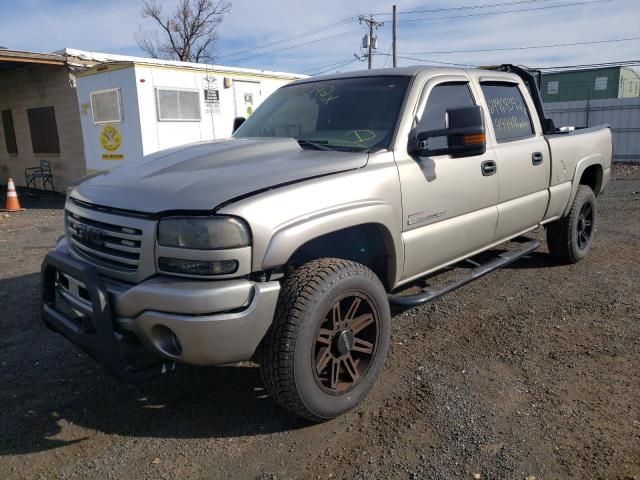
373,52,476,68
396,0,612,22
308,58,360,75
400,36,640,55
217,16,356,59
370,0,560,16
218,0,623,77
227,28,363,64
302,58,359,74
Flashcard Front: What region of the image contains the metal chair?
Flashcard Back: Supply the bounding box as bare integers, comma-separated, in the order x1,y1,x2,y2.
25,159,54,191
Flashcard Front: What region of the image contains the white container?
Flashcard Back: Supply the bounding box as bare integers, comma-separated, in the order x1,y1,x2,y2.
75,58,304,172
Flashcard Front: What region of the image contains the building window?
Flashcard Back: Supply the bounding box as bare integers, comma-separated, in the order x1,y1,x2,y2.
27,106,60,154
1,110,18,154
156,88,201,121
547,81,559,95
595,77,608,91
90,88,122,124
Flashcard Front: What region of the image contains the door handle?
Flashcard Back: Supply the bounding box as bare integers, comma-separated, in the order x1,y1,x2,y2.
532,152,544,165
481,160,497,176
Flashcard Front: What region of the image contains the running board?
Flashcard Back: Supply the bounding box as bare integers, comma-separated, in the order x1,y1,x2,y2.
388,237,541,307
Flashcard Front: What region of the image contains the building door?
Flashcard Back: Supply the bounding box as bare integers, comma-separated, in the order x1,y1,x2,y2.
233,81,261,118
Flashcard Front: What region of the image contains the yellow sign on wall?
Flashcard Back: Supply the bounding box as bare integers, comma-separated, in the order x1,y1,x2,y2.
100,125,122,152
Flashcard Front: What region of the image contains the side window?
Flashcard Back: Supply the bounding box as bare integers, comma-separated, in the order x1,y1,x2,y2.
90,88,122,124
418,83,476,132
481,83,534,142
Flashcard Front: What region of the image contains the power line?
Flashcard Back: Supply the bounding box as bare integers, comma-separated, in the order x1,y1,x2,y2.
309,58,360,76
400,36,640,55
371,0,559,16
218,0,617,73
382,42,393,68
217,16,356,59
373,52,476,68
301,58,358,74
228,28,363,64
396,0,613,22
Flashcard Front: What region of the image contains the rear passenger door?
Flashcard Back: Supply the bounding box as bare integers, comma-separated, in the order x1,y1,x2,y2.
478,82,550,240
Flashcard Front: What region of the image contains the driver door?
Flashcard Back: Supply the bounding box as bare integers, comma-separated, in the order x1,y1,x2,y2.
395,77,499,283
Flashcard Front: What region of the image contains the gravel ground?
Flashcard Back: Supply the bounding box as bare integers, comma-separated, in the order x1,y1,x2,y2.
1,165,639,480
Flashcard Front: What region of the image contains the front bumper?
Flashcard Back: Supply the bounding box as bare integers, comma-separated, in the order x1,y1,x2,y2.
41,242,280,381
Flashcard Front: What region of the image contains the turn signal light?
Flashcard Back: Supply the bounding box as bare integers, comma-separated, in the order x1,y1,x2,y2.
463,133,486,145
158,257,238,276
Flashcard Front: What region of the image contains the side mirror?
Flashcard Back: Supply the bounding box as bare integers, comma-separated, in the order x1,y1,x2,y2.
412,106,486,158
232,116,246,133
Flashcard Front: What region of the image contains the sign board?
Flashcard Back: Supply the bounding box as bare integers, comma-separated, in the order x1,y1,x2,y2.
203,76,220,113
99,125,124,160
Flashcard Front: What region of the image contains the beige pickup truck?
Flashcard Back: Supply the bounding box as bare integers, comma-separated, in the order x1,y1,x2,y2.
42,64,611,421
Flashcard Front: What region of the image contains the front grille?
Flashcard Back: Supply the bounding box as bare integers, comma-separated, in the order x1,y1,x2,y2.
66,211,143,272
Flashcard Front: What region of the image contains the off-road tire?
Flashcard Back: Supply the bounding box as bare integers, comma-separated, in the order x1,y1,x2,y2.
547,184,597,264
259,258,391,422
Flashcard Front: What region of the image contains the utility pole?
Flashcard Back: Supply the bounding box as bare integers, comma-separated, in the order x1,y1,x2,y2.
392,4,397,68
359,15,384,69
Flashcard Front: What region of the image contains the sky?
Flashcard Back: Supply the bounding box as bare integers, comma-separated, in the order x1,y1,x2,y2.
1,0,639,75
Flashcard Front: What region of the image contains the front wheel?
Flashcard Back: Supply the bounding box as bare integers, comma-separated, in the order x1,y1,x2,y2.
546,184,597,264
259,258,391,421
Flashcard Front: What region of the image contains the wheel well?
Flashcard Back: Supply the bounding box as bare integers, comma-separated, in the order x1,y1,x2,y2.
286,224,395,291
579,164,603,196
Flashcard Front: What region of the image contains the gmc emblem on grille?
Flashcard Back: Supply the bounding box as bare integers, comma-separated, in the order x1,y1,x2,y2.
75,225,105,247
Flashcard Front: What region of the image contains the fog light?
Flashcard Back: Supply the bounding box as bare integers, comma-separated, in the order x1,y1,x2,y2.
158,257,238,276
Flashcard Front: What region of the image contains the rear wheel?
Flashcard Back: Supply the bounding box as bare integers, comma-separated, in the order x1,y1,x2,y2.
546,185,597,264
260,258,390,421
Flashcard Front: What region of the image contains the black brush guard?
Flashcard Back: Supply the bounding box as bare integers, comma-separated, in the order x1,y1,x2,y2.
41,249,175,382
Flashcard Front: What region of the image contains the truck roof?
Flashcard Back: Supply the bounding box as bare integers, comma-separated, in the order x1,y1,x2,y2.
293,65,518,84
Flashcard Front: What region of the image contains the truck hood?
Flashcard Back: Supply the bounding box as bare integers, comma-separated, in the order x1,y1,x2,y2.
72,138,368,213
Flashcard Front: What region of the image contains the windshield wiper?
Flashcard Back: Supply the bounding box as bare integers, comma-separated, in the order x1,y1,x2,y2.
296,138,334,151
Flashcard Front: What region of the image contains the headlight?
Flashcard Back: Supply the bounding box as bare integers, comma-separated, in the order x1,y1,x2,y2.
158,216,250,249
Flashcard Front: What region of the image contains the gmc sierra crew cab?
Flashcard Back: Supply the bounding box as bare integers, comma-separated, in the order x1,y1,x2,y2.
42,65,612,421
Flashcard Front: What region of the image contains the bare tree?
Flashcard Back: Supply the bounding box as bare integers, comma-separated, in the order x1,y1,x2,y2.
135,0,231,63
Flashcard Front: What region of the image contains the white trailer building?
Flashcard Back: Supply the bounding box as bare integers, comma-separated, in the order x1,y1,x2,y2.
74,55,304,172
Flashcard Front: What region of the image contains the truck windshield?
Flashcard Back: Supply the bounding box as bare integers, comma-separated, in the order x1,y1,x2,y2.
233,76,411,151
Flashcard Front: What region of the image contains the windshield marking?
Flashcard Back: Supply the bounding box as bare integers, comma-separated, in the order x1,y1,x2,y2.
305,84,340,105
346,130,376,144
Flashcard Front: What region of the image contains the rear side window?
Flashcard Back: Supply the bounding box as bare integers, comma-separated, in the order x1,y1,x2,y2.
418,83,476,132
481,83,533,142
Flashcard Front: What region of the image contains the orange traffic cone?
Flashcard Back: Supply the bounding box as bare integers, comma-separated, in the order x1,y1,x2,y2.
2,178,25,212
